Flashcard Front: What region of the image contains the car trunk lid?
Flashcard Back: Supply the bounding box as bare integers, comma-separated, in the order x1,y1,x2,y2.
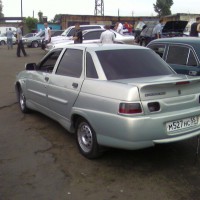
113,75,200,114
162,20,188,35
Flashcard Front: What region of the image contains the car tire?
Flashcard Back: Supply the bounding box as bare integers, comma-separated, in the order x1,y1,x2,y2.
141,40,146,47
18,87,30,113
76,118,104,159
32,41,39,48
0,40,6,45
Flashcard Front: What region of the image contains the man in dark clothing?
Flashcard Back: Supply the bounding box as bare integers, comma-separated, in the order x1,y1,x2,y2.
73,23,83,44
16,23,27,57
190,17,200,37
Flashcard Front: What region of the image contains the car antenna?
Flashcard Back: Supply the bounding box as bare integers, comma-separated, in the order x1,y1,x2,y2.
194,135,200,164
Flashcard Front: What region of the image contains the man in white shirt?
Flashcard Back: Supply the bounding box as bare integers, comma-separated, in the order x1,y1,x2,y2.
152,19,164,39
100,25,115,44
116,22,123,34
43,22,51,49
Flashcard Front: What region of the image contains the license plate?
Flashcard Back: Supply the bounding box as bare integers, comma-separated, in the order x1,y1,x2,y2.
166,116,199,133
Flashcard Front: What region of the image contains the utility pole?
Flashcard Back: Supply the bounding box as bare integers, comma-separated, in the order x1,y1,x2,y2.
21,0,23,17
94,0,104,16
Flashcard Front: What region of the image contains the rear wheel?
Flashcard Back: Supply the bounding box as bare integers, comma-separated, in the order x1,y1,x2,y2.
76,118,104,159
18,87,30,113
0,40,6,45
32,41,39,48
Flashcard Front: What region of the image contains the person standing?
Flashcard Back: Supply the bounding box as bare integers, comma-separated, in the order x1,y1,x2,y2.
73,23,83,44
16,23,27,57
115,22,123,34
190,17,200,37
100,25,115,44
43,22,51,49
6,28,14,49
152,19,164,39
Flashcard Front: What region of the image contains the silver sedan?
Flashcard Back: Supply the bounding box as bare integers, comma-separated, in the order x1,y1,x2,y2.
15,44,200,159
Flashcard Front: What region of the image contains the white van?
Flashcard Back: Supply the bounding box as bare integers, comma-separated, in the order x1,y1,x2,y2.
0,27,17,35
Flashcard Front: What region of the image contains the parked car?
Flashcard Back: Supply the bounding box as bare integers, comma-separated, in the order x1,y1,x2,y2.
23,33,37,38
22,30,44,48
51,24,105,44
23,30,64,48
147,37,200,76
46,28,135,51
138,21,188,46
0,33,16,45
15,43,200,159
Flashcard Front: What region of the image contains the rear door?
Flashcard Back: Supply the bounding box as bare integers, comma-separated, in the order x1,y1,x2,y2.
165,44,200,76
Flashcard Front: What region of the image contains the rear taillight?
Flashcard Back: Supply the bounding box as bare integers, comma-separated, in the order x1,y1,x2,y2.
148,102,160,112
119,103,142,114
175,81,190,85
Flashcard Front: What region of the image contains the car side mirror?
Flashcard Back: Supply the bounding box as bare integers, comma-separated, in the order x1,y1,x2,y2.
25,63,37,70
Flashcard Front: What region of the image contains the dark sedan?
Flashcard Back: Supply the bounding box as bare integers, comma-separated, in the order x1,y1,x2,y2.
138,21,188,46
147,37,200,76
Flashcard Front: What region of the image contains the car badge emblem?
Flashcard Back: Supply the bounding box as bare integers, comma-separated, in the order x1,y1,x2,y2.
178,89,181,95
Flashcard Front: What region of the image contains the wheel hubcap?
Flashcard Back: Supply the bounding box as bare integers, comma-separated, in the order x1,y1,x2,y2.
20,92,25,110
78,123,93,153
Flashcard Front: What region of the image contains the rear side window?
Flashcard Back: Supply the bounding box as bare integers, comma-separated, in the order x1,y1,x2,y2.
86,52,98,78
96,49,174,80
166,45,189,65
188,50,198,66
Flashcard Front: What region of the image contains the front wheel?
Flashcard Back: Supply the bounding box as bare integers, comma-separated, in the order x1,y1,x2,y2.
0,40,6,45
18,87,30,113
76,118,103,159
32,41,39,48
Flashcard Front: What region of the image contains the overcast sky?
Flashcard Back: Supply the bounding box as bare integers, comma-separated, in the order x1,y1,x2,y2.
2,0,200,21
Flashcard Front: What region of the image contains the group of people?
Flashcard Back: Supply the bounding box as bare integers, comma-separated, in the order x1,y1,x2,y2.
152,17,200,40
8,17,200,58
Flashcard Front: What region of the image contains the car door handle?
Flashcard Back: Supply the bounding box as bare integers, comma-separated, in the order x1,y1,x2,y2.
45,77,49,82
72,82,78,88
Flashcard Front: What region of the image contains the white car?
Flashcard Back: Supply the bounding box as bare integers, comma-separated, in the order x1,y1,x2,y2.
50,24,105,44
46,29,135,51
0,34,16,45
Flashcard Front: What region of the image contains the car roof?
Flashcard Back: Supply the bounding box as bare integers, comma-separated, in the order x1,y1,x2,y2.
56,43,147,51
148,37,200,46
147,37,200,53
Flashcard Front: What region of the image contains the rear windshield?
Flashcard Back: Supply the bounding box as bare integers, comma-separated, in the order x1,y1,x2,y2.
96,49,174,80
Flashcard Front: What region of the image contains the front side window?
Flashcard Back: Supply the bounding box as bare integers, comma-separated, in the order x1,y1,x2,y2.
149,44,166,58
166,45,189,65
38,49,63,73
56,49,83,77
96,49,174,80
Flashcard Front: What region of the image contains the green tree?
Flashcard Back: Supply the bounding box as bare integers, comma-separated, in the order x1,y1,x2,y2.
153,0,173,17
38,11,43,23
53,14,62,23
25,17,38,32
0,0,4,18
